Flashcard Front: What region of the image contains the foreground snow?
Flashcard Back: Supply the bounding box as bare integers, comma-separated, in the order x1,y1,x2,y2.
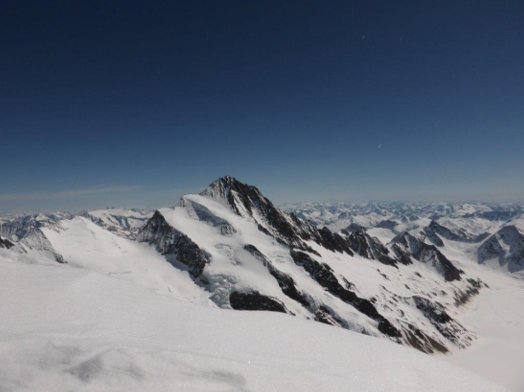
0,255,507,392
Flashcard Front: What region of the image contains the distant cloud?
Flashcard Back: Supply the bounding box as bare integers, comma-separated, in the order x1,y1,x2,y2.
0,186,139,202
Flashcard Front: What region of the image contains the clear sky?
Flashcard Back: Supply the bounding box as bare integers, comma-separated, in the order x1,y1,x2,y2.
1,1,523,212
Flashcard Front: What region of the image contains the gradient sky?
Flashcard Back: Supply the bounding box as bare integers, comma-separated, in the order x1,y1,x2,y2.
1,0,523,212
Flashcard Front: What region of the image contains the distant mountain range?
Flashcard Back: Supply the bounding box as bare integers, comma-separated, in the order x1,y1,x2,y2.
289,200,524,273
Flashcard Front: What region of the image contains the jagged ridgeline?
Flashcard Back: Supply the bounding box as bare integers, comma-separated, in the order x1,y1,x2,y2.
138,176,484,353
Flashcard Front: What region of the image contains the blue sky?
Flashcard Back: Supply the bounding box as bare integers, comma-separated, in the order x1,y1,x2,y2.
1,1,523,212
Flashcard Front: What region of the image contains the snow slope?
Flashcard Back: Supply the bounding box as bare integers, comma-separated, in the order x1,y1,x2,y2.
446,265,524,391
0,254,508,392
39,216,210,304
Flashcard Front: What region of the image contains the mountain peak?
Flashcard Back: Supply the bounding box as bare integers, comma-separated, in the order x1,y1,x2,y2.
200,176,267,215
207,175,247,189
213,175,241,185
202,176,260,197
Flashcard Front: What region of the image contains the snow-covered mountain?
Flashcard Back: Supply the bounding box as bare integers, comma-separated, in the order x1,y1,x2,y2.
2,177,524,390
0,208,152,242
81,208,152,239
0,212,73,242
478,218,524,272
137,176,486,353
289,201,523,230
290,200,524,273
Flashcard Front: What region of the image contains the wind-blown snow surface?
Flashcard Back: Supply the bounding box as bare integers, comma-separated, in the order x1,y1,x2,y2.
0,254,508,392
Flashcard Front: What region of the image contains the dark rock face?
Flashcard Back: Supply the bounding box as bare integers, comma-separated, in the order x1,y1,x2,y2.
454,279,484,306
244,244,311,309
411,296,471,347
138,211,210,278
478,210,521,221
201,176,307,248
390,244,414,265
402,323,448,354
0,236,14,249
345,230,397,267
423,220,488,246
314,305,347,328
245,244,377,331
425,221,463,243
345,223,366,232
317,227,354,255
478,225,524,272
375,220,398,230
478,238,503,263
172,235,211,278
229,291,288,313
201,176,354,255
290,250,400,338
424,227,445,247
390,232,463,281
413,296,451,324
417,245,463,282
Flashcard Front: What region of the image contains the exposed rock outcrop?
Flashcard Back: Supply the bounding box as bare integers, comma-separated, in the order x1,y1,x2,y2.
0,236,14,249
478,225,524,272
138,211,210,278
390,232,463,281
